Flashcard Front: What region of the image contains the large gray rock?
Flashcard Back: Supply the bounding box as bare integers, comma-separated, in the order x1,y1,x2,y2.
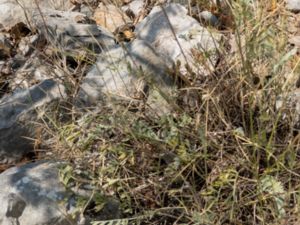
135,3,222,76
30,9,116,52
0,161,120,225
0,161,76,225
0,0,72,30
287,0,300,12
0,1,116,52
0,79,66,164
80,39,175,103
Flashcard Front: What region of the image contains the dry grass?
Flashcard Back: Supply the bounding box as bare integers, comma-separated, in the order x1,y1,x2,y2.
32,0,300,224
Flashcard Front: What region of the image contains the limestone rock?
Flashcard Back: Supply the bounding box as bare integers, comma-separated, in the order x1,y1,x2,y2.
0,0,72,30
30,9,116,52
0,80,66,164
0,161,76,225
79,39,175,103
0,161,121,225
135,3,222,76
18,34,43,57
198,10,220,27
10,57,59,90
0,1,116,52
289,36,300,47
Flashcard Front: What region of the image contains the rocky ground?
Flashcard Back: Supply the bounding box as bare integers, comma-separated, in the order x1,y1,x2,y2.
0,0,300,224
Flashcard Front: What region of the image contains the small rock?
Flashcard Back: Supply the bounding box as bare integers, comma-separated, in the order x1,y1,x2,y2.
93,3,131,33
287,0,300,12
18,34,43,56
122,0,144,19
289,36,300,47
198,10,220,27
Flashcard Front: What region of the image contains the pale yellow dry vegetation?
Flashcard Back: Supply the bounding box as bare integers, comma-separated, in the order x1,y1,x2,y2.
37,0,300,224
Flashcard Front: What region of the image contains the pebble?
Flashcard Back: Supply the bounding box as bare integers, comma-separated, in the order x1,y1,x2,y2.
199,10,219,27
287,0,300,12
